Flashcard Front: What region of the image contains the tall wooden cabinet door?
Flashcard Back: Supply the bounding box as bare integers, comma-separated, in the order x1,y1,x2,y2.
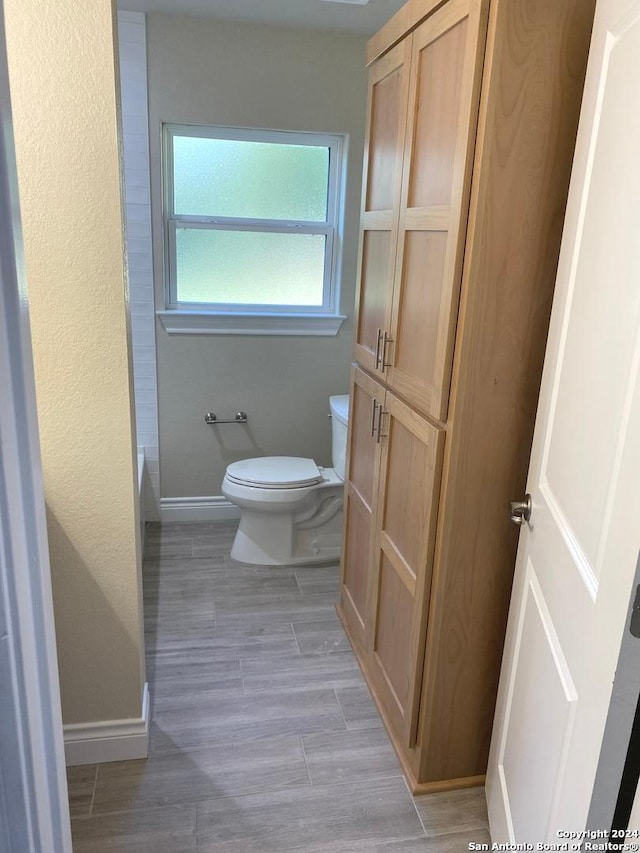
386,0,489,421
353,38,412,376
339,366,385,653
369,391,444,746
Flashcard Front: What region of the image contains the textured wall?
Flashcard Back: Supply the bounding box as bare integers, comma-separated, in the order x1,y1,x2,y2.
5,0,145,724
146,14,367,498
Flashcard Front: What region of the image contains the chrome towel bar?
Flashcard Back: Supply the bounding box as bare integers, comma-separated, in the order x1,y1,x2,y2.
205,412,248,425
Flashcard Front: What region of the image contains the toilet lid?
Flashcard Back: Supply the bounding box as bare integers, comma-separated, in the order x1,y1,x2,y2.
226,457,322,488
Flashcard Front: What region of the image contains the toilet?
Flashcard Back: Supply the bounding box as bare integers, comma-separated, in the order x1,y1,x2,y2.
222,395,349,566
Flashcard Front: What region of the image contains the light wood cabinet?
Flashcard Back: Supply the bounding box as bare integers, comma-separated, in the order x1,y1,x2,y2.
353,40,411,376
341,367,384,652
339,0,596,792
368,388,444,746
343,365,445,743
355,0,488,422
388,0,488,422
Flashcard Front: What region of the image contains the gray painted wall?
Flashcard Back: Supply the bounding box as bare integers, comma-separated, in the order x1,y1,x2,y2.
146,14,368,497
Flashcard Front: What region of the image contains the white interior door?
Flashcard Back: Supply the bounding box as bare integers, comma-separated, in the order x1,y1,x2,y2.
486,0,640,840
0,5,71,850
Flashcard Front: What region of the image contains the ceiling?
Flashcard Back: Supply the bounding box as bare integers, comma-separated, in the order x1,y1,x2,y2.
118,0,407,35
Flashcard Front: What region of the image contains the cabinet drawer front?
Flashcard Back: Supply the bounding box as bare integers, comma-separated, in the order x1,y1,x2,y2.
340,366,385,652
370,391,445,746
387,0,489,421
354,39,412,376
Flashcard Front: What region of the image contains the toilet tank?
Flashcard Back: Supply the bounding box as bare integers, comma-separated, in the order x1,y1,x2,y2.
329,395,349,480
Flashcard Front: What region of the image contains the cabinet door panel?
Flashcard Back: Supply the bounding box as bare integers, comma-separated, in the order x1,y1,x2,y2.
387,0,489,420
393,231,447,410
409,18,468,209
366,59,405,212
374,554,414,711
382,416,431,574
340,366,385,652
342,499,371,645
354,39,412,375
370,391,444,746
357,231,392,373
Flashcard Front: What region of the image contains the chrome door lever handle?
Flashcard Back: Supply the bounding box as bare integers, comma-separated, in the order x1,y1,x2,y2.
510,494,532,527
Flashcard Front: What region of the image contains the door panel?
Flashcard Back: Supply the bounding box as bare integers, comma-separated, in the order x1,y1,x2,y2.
342,500,372,640
392,231,447,411
374,553,414,712
357,231,392,377
499,563,577,844
354,39,412,375
370,391,445,745
408,18,468,208
388,0,488,420
340,366,385,652
349,370,379,512
542,74,640,588
487,0,640,839
366,60,405,212
382,417,431,575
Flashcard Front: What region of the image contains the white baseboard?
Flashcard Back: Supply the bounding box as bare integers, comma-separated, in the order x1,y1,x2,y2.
64,682,150,766
160,495,241,523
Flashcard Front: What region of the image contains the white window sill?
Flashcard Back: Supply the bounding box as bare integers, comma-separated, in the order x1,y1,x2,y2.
157,310,347,337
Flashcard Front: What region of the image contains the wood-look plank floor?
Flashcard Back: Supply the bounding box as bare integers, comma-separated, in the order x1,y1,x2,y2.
69,521,491,852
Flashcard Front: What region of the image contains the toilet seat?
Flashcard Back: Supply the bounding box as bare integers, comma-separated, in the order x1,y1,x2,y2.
225,456,322,489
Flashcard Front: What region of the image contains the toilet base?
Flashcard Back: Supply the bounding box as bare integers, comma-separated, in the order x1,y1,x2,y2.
229,509,343,566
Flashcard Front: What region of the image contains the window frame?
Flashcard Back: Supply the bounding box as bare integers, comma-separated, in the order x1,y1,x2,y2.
160,123,347,334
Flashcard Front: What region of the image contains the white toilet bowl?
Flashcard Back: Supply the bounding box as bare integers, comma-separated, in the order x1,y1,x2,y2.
222,395,349,566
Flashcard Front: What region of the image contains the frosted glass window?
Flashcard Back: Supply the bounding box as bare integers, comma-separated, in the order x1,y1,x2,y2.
176,230,326,306
173,137,329,222
164,125,344,316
